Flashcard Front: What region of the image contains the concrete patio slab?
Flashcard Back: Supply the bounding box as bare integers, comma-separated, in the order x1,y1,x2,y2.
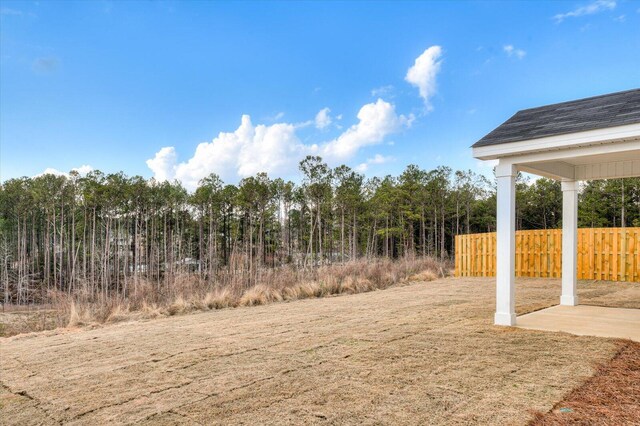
516,305,640,341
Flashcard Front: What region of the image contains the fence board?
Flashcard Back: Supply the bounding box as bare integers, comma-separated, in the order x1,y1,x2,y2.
454,228,640,282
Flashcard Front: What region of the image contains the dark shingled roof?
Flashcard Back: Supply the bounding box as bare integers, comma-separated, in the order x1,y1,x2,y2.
473,88,640,148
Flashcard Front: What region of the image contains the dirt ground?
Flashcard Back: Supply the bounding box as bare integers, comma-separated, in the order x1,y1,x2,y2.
1,277,639,425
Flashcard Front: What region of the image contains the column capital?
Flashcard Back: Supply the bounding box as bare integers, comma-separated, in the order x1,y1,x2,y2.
561,180,578,192
495,163,517,178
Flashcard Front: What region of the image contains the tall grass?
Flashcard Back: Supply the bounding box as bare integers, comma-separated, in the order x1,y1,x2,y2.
41,257,450,331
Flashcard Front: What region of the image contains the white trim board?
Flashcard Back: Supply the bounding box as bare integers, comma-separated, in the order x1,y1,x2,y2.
472,123,640,160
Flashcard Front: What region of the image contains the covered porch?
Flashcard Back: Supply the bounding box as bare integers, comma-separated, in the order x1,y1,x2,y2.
517,305,640,341
472,89,640,331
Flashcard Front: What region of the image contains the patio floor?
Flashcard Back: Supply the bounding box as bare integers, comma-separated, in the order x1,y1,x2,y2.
517,305,640,341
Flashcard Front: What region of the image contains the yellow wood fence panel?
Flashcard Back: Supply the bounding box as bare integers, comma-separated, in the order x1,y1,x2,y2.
455,228,640,282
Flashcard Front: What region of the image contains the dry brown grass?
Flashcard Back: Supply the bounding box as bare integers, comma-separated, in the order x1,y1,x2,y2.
407,270,438,282
67,301,90,327
203,288,236,310
529,340,640,425
283,281,320,300
139,301,164,319
0,257,448,336
167,295,192,316
1,278,638,425
239,284,284,306
0,307,59,337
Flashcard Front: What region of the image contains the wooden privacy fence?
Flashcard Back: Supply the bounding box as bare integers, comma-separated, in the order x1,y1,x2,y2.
455,228,640,282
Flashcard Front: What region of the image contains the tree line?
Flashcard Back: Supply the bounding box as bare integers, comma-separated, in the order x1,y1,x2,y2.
1,155,639,304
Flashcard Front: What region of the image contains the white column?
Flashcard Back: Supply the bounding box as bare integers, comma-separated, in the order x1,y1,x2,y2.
561,180,579,306
495,163,517,326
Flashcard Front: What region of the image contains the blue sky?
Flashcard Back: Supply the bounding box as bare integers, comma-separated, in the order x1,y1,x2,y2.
1,0,639,188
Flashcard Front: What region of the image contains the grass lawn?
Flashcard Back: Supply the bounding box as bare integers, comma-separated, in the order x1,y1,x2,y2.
1,277,638,425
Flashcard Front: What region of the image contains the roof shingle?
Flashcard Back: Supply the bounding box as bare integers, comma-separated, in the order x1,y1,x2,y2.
472,89,640,148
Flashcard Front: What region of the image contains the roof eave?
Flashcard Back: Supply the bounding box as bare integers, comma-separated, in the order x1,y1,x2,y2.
472,122,640,161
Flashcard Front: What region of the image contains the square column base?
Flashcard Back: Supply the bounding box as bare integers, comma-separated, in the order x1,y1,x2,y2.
494,312,517,326
560,295,579,306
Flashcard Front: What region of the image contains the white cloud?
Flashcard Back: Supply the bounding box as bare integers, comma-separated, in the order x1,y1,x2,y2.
553,0,616,23
369,154,392,164
321,99,412,162
35,165,94,178
149,116,313,190
38,168,67,177
370,85,394,98
503,45,526,59
405,45,443,107
262,111,285,122
315,107,332,129
73,165,94,175
146,147,178,182
148,99,409,189
356,154,394,172
235,119,310,178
